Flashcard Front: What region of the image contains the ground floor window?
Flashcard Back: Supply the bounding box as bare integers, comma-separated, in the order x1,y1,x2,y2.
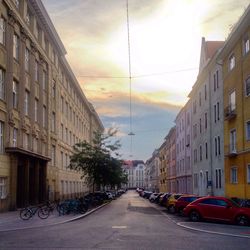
231,167,238,184
0,177,7,199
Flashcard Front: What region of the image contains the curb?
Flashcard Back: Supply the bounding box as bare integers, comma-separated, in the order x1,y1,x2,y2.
0,202,110,233
144,197,250,239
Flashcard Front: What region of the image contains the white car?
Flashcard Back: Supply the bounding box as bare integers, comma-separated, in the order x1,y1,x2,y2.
149,193,159,202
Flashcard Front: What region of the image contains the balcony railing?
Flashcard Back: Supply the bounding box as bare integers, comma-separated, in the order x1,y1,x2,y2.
224,106,236,120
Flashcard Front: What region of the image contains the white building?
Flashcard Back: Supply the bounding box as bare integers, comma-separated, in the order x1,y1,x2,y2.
189,38,224,196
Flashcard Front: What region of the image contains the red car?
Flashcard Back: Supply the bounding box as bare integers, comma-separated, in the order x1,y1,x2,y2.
175,195,200,214
183,196,250,226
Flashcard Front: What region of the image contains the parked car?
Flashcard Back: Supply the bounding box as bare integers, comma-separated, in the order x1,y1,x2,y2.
149,193,160,202
165,194,182,213
183,196,250,226
154,193,164,204
175,195,200,214
159,193,171,206
143,191,153,199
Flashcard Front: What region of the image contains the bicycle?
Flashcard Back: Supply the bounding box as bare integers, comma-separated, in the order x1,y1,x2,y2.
20,205,49,220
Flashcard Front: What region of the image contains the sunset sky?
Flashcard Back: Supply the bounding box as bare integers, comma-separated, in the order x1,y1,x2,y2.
42,0,249,161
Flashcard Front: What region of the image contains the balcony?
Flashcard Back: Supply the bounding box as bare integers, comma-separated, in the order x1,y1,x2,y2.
225,145,238,157
224,106,236,120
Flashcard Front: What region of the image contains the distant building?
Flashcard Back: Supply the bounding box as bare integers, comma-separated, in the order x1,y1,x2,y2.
175,100,192,194
122,160,145,189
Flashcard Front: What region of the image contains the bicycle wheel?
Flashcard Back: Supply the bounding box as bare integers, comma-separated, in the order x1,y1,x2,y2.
38,207,49,219
20,209,32,220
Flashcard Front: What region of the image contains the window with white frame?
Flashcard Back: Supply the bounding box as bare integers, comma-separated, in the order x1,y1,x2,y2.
247,165,250,184
24,90,29,116
217,102,220,120
13,128,17,147
0,68,5,100
231,167,238,184
12,80,18,109
23,133,29,150
0,177,7,199
229,90,236,111
218,136,221,155
0,17,6,45
205,142,208,159
246,121,250,141
230,129,236,153
229,54,235,71
25,48,29,71
246,77,250,96
13,34,19,60
243,36,250,55
0,121,3,153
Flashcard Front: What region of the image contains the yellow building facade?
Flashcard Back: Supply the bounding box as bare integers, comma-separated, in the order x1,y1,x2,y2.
0,0,103,212
221,6,250,199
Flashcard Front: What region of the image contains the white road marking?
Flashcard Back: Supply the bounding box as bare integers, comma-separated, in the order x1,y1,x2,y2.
112,226,127,229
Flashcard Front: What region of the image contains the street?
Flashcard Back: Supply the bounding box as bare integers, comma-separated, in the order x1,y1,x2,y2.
0,191,250,250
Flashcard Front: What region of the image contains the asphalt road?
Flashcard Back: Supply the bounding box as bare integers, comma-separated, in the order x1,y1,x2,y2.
0,191,250,250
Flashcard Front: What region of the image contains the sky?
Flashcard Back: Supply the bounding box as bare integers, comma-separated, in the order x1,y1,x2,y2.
42,0,249,161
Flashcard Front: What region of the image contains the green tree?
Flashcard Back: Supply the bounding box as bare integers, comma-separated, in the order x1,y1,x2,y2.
68,128,127,191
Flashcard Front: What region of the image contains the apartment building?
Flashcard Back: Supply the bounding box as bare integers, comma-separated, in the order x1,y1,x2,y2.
175,100,192,194
166,127,176,193
159,140,167,192
220,5,250,199
189,38,224,196
122,160,145,189
0,0,103,212
145,150,159,192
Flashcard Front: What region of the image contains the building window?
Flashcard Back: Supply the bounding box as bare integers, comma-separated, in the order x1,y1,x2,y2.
214,105,216,123
42,71,46,90
61,151,63,169
218,169,222,188
25,48,29,71
61,124,63,140
246,121,250,141
26,8,31,25
42,106,46,128
199,92,201,106
230,129,236,153
199,118,202,134
194,149,197,164
0,68,5,100
245,77,250,96
24,90,29,116
13,34,19,60
217,102,220,120
215,137,217,156
52,80,56,98
34,99,38,122
199,145,202,161
34,60,38,81
229,90,236,111
33,138,38,152
0,121,3,153
13,80,18,109
0,177,7,199
61,96,64,113
205,112,207,129
243,36,250,55
231,167,237,184
216,70,219,89
205,142,208,159
51,112,56,132
13,127,18,147
23,133,29,150
14,0,19,8
194,173,198,188
204,84,207,100
0,17,6,45
193,100,196,114
247,165,250,184
51,145,56,166
218,136,221,155
229,54,235,71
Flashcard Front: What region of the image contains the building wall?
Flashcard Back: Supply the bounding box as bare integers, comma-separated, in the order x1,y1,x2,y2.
0,0,103,212
222,20,250,199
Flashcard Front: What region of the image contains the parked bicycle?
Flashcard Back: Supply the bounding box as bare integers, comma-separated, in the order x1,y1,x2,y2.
20,205,49,220
42,200,61,215
58,198,89,215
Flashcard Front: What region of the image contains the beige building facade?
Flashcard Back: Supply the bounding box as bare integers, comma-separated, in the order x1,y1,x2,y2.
0,0,103,212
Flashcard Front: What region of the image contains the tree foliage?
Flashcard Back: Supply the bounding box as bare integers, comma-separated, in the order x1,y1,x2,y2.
69,128,128,190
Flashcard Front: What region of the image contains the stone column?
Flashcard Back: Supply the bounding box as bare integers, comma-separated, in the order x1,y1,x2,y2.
9,155,18,210
23,159,30,206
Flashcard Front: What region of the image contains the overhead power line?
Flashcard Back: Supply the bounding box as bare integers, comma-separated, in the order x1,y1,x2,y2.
76,67,198,79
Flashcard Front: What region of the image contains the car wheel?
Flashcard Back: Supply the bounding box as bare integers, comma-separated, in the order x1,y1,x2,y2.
178,207,184,216
168,205,175,214
236,215,249,226
189,210,200,222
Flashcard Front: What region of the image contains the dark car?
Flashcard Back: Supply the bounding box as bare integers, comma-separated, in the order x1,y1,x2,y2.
184,196,250,226
175,195,200,214
159,193,171,206
143,191,153,199
154,193,164,204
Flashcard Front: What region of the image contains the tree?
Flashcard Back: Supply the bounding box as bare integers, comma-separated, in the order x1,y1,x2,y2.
68,128,127,191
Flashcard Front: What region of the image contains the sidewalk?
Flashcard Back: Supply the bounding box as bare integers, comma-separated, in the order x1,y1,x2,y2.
0,203,109,232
